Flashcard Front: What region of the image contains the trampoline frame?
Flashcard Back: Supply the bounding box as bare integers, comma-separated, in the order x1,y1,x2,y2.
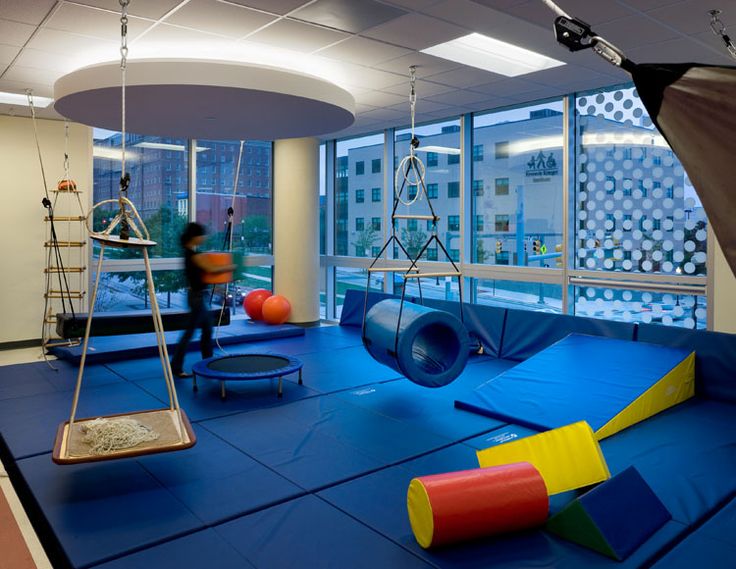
191,352,303,400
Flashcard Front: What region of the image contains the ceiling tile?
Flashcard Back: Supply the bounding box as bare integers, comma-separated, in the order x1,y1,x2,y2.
617,0,687,11
27,28,117,59
425,88,493,105
2,64,63,86
13,48,77,73
291,0,408,34
373,51,461,78
425,66,505,88
328,60,405,89
353,89,407,107
0,78,54,98
164,0,276,38
0,18,36,46
468,0,528,9
387,98,451,114
519,64,616,88
647,0,717,35
381,78,455,97
224,0,313,16
0,43,20,67
627,36,732,65
497,0,634,28
468,77,547,97
315,36,412,66
247,19,349,52
67,0,184,20
689,30,736,64
358,106,407,122
592,15,681,50
381,0,446,9
133,23,239,55
422,0,520,35
0,0,56,25
363,13,468,50
44,3,154,41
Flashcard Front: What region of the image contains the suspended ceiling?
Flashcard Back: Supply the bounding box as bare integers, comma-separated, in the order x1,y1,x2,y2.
0,0,732,138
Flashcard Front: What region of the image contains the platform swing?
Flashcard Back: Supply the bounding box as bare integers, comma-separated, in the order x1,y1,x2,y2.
541,0,736,279
361,66,470,389
52,0,195,464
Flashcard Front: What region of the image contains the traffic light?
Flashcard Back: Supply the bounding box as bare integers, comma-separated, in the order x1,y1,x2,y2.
555,243,563,268
532,239,541,254
496,240,502,254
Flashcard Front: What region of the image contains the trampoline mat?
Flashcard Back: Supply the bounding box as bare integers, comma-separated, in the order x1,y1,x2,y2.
207,355,292,374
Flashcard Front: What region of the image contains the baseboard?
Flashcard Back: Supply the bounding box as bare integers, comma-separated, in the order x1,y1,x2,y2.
0,339,42,351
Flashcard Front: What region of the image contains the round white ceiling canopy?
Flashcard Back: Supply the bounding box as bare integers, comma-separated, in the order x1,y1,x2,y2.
54,59,355,140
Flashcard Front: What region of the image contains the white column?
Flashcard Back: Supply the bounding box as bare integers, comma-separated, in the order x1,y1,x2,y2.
273,137,320,324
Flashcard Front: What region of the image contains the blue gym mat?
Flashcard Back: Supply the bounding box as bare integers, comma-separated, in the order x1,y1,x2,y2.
0,381,166,460
136,374,320,423
16,452,204,569
94,529,255,569
201,394,454,491
214,494,433,568
695,497,736,545
50,321,305,364
335,380,506,441
600,398,736,525
0,360,123,402
138,428,304,525
651,530,736,569
319,441,687,569
638,322,736,403
456,334,692,433
500,310,636,361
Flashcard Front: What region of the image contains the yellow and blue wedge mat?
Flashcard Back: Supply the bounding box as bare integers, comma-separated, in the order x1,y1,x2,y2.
456,334,694,440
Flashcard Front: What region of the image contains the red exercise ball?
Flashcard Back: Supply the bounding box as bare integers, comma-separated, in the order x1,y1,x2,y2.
262,295,291,325
244,289,272,321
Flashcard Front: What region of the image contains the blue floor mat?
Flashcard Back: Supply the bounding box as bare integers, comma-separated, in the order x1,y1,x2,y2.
335,380,506,441
0,360,123,401
214,494,433,569
319,443,688,569
244,326,365,355
138,428,304,525
16,453,204,569
695,497,736,545
136,374,320,423
93,529,255,569
202,394,454,491
651,531,736,569
51,321,305,364
0,381,167,460
600,398,736,526
456,334,693,432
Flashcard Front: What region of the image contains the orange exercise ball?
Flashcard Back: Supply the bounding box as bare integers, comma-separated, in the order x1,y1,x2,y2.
244,289,272,321
262,295,291,325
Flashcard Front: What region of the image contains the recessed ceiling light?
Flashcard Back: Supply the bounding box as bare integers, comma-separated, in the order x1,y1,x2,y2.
0,91,54,107
421,33,565,77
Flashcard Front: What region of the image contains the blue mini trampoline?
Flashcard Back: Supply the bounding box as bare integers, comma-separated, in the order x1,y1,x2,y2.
191,353,303,400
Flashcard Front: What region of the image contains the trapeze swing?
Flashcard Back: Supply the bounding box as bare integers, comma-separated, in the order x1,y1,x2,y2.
361,67,470,389
52,0,195,464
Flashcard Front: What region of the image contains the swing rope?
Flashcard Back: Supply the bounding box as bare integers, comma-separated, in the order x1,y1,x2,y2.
394,66,425,207
213,140,245,354
710,10,736,60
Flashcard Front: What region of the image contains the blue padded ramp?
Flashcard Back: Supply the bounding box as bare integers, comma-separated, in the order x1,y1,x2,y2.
136,374,320,422
422,299,507,358
500,309,636,361
456,334,692,433
339,289,402,328
651,531,736,569
0,381,166,460
600,398,736,525
51,321,304,364
336,381,506,441
95,529,255,569
16,452,203,569
202,394,453,491
138,429,304,525
696,497,736,545
215,494,433,569
638,323,736,403
319,442,686,569
0,360,122,402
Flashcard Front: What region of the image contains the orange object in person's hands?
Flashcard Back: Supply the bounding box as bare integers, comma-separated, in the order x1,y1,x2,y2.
202,252,233,284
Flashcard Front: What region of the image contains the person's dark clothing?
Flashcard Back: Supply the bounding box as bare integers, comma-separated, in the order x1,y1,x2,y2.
171,246,212,374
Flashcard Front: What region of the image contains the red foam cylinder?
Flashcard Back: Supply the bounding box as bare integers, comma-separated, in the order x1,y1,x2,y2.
201,252,233,284
407,462,548,548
